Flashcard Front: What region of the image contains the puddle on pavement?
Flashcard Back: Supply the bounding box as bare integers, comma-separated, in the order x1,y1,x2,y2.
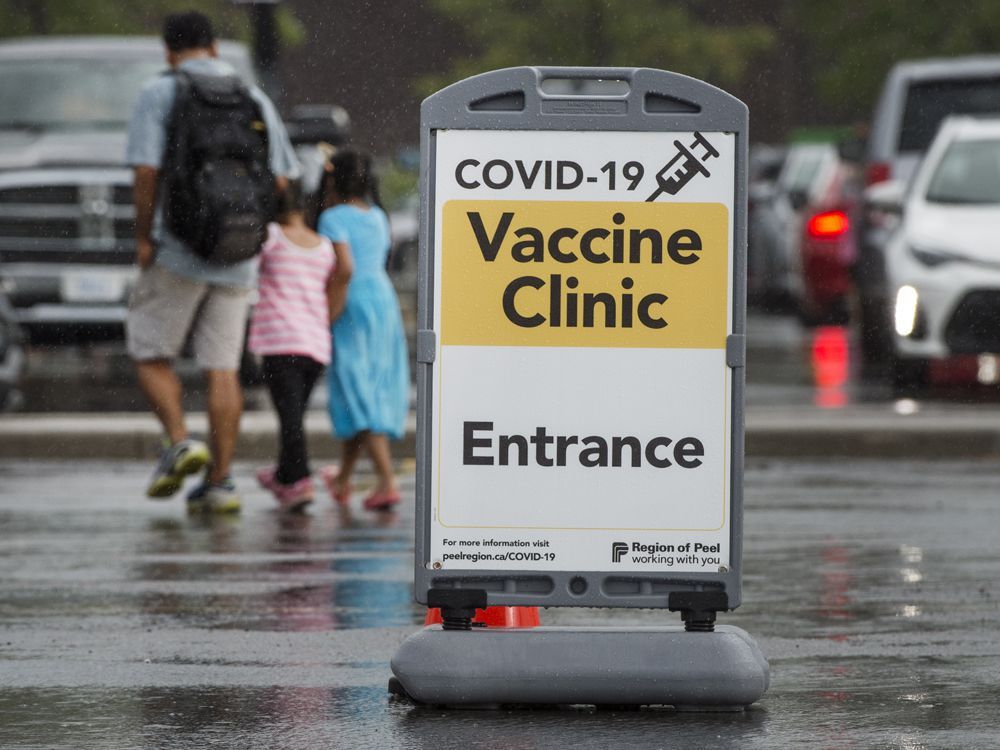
125,508,416,632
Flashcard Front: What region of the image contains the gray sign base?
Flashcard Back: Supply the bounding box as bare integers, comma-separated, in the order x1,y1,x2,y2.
390,624,769,710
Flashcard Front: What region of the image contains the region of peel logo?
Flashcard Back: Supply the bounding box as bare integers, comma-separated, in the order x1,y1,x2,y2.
611,542,629,563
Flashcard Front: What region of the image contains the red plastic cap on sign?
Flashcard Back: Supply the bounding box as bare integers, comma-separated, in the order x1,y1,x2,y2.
425,606,541,628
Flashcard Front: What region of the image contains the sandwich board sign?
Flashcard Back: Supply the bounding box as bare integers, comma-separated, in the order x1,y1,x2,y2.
394,67,767,709
413,67,748,611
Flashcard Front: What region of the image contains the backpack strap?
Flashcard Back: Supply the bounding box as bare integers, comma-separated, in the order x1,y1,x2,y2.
162,70,195,181
164,68,194,102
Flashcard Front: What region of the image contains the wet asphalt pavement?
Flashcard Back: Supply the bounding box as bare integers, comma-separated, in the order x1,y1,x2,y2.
2,459,1000,748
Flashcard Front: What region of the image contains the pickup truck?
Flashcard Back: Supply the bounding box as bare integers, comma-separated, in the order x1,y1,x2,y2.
0,36,345,344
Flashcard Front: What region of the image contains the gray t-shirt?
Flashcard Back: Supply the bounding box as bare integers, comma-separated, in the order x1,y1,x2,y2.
125,57,300,288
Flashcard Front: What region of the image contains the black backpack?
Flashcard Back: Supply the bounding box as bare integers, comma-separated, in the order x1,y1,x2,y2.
162,71,275,265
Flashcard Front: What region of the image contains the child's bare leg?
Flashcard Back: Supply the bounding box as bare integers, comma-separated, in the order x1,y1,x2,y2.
339,435,363,491
363,432,397,494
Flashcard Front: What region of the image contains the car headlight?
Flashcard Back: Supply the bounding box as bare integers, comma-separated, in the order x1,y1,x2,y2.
909,244,958,267
895,285,919,337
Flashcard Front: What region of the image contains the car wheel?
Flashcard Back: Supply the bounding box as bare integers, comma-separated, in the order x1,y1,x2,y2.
828,296,851,326
858,295,891,375
796,298,820,328
797,293,851,328
889,353,928,394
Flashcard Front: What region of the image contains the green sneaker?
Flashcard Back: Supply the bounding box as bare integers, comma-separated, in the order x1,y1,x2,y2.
186,475,242,515
146,438,211,499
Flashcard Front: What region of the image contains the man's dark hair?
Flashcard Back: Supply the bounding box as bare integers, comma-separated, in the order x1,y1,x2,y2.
163,11,216,53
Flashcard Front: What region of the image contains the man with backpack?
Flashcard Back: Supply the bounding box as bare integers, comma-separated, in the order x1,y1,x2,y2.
125,11,300,512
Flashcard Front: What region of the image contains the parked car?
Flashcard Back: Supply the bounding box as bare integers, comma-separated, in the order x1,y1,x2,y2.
881,116,1000,388
0,290,25,410
857,55,1000,368
0,37,346,345
796,159,862,325
0,37,251,342
748,142,839,311
748,143,786,200
747,143,784,291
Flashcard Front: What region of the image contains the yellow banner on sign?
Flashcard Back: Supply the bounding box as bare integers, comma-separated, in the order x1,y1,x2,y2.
440,200,729,348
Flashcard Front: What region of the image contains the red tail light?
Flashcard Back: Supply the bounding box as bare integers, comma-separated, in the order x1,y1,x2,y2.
807,210,850,238
866,161,890,186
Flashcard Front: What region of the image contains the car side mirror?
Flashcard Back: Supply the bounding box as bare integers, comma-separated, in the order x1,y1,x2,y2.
837,135,866,164
788,189,809,211
748,181,776,207
285,104,351,147
865,179,906,215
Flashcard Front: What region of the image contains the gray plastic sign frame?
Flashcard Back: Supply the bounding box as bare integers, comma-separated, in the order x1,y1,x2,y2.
413,66,748,609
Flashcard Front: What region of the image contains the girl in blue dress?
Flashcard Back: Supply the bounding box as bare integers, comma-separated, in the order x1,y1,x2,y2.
316,148,410,511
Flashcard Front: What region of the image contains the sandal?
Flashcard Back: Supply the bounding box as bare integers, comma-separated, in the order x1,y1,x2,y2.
319,465,351,505
363,489,401,511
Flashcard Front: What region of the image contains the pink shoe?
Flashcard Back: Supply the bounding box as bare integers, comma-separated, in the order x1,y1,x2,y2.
363,489,401,511
319,465,351,505
258,467,314,511
256,466,281,493
275,476,315,512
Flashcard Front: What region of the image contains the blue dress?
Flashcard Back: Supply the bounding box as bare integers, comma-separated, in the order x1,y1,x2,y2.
318,204,409,440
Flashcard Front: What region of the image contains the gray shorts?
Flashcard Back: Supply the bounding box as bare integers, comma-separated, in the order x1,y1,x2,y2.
126,264,252,371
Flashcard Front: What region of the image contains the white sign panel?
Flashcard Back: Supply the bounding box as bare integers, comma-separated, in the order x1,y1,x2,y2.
429,129,735,573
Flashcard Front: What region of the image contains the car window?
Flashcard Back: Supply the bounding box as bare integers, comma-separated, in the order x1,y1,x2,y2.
783,150,826,194
0,59,166,129
899,78,1000,153
925,138,1000,204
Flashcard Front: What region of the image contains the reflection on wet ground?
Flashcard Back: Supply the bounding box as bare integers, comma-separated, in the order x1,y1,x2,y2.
3,459,1000,748
1,685,776,750
749,314,1000,409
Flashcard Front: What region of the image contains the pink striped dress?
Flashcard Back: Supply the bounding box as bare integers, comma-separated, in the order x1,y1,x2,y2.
248,223,335,364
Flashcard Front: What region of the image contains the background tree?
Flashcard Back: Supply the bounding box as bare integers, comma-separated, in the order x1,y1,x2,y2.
794,0,1000,122
420,0,774,96
0,0,303,47
9,0,1000,151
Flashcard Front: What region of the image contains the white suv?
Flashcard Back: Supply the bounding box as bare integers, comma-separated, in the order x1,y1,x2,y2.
885,116,1000,387
858,55,1000,369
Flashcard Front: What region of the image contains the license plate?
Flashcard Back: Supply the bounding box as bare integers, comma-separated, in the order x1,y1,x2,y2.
61,271,125,303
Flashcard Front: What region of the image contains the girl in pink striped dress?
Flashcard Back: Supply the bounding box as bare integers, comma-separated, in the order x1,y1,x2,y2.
249,181,353,510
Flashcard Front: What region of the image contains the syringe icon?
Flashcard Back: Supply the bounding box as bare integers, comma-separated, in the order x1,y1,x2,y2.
646,132,720,202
